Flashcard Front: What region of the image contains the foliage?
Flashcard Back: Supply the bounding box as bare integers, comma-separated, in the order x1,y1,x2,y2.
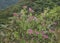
0,0,60,24
0,0,60,43
0,6,59,43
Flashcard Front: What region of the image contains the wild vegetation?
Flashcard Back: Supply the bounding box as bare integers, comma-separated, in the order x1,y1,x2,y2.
0,0,60,43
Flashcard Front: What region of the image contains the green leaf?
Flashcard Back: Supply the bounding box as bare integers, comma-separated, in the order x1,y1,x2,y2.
13,31,19,39
38,34,42,39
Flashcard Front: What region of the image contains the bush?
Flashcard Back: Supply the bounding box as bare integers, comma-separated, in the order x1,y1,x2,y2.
5,6,60,43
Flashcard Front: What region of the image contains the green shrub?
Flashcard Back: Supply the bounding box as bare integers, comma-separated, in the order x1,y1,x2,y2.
9,6,60,43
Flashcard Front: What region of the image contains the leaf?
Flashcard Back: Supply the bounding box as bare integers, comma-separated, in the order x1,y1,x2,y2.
13,31,19,39
38,34,42,39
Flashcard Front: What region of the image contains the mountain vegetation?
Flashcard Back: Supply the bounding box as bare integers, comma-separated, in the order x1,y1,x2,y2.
0,0,60,43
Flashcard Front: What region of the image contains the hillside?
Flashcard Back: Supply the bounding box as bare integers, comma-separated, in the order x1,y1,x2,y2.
0,0,60,43
0,0,60,29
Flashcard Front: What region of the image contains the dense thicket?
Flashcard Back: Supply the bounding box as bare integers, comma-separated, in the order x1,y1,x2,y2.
0,0,60,23
0,0,60,43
